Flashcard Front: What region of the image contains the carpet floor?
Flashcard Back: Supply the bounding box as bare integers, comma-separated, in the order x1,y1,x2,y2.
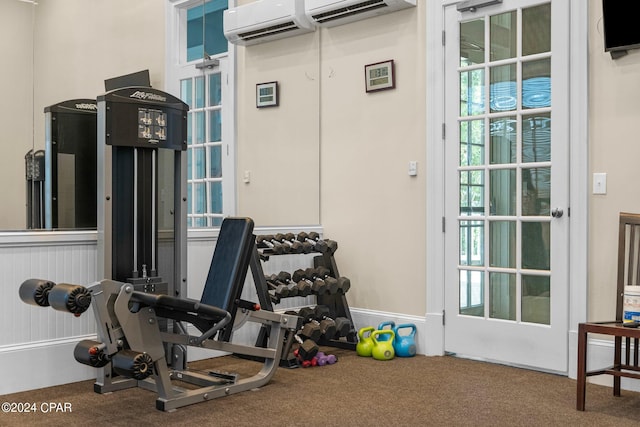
1,348,640,426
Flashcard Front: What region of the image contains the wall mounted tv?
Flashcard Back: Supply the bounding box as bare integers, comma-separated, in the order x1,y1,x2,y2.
602,0,640,54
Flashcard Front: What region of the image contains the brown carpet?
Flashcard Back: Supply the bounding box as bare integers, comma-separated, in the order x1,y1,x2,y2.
1,349,639,427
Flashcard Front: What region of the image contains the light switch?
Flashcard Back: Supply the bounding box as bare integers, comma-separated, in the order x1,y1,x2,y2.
243,170,251,184
408,161,418,176
593,173,607,195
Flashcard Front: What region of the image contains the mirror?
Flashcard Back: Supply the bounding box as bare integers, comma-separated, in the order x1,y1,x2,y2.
1,1,36,230
0,0,166,231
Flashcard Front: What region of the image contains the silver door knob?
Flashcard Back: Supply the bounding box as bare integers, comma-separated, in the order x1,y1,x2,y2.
551,208,563,218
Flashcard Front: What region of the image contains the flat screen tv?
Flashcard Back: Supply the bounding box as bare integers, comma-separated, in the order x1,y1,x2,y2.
602,0,640,52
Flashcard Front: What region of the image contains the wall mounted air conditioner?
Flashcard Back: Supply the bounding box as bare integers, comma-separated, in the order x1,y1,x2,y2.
224,0,316,46
305,0,416,28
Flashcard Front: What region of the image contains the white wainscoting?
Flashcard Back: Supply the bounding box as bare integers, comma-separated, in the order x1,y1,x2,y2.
0,231,98,395
0,226,321,395
2,230,634,397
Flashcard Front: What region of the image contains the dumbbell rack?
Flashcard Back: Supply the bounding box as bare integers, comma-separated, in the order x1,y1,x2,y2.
250,234,357,367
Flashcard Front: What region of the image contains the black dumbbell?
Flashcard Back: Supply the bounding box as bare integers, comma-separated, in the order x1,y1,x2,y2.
276,271,309,297
334,317,353,339
306,267,338,294
294,335,318,361
297,232,329,253
292,269,327,295
297,306,317,322
274,233,304,254
283,233,313,253
314,266,351,294
311,305,338,340
264,274,289,298
324,239,338,254
256,235,286,254
299,320,322,342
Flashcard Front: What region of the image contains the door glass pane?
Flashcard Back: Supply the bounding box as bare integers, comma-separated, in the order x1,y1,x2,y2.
460,220,484,266
522,221,550,270
490,169,515,216
490,116,516,164
460,19,484,66
522,3,551,56
522,167,550,216
490,11,516,61
522,275,550,324
209,145,222,178
522,114,550,163
460,119,485,166
522,58,550,109
460,269,484,317
209,110,222,142
490,272,515,320
460,170,484,215
460,69,485,116
456,3,555,330
490,63,517,112
490,220,515,268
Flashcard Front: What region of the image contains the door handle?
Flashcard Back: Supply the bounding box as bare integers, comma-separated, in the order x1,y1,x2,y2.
551,208,563,218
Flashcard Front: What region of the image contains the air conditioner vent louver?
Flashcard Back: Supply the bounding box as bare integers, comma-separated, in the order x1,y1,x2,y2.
223,0,315,46
305,0,415,28
312,0,387,23
239,21,299,41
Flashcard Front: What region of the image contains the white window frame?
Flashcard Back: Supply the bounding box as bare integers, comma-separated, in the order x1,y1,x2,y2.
165,0,237,228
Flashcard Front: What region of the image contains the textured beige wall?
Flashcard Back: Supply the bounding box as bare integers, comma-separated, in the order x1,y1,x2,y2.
236,32,321,226
588,0,640,321
235,5,427,316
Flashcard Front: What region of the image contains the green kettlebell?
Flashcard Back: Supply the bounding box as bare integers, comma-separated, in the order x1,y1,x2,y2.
356,326,375,357
371,330,395,361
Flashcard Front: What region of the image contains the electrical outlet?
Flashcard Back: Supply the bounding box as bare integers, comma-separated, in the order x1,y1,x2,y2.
408,161,418,176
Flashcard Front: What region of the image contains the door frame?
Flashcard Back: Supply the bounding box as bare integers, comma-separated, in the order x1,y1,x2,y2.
425,0,588,378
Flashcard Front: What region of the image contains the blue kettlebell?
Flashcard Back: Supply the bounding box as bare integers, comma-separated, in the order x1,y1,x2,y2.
377,321,395,342
393,323,417,357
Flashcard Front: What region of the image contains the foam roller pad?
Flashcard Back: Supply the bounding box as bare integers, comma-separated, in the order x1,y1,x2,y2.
19,279,56,307
48,283,92,314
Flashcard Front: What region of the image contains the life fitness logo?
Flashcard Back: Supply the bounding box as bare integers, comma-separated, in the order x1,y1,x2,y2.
129,91,167,103
74,103,97,111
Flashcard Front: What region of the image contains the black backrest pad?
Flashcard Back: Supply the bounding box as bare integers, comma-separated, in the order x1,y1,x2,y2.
200,217,255,311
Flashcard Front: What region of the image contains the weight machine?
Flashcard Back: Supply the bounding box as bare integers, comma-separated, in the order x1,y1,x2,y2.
19,86,300,411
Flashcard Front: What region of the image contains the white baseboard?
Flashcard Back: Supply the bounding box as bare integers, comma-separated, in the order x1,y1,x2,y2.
580,336,640,392
0,337,97,396
6,310,640,396
349,308,427,355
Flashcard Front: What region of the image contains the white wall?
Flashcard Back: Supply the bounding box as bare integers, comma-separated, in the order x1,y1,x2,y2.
235,5,427,317
588,0,640,321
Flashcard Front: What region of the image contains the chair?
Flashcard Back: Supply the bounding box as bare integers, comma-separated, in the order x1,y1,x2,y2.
577,212,640,410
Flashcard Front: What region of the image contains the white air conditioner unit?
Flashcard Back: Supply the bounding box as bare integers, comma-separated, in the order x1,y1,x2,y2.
224,0,316,46
305,0,416,27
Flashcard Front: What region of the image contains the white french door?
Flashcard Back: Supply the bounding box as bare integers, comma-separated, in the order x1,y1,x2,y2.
443,0,570,372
